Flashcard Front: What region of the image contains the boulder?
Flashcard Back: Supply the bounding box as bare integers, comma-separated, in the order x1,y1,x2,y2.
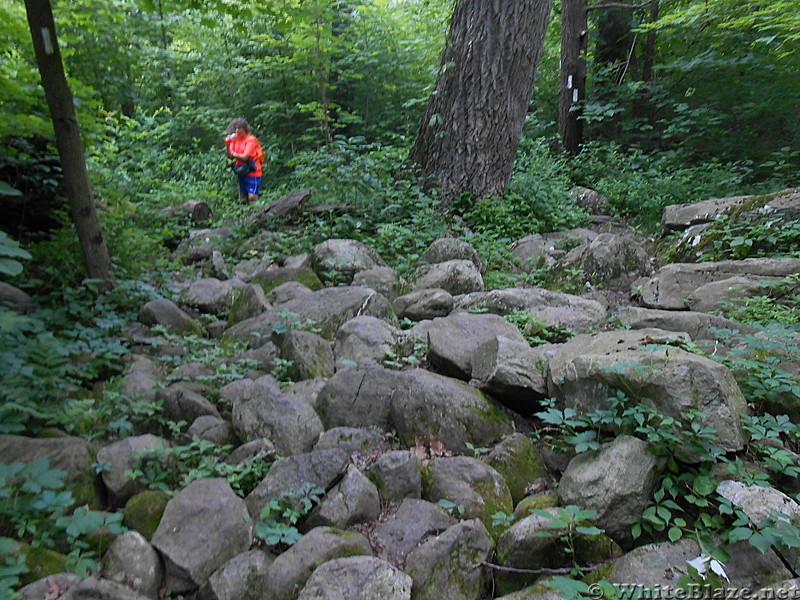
422,237,486,274
304,465,380,530
0,435,98,506
184,278,235,315
310,239,387,285
483,433,548,505
470,336,550,414
333,315,398,369
156,382,221,423
455,288,607,333
96,434,171,507
639,258,800,310
404,520,494,600
716,480,800,524
427,312,527,381
313,427,383,456
138,298,201,335
224,286,396,343
553,233,651,290
228,283,270,325
101,531,164,600
262,526,373,600
557,435,665,547
245,448,350,518
423,455,513,539
198,550,271,600
187,416,234,445
367,450,422,502
615,306,758,340
413,259,484,295
352,266,404,301
151,479,252,592
547,328,748,453
392,288,454,321
371,499,455,565
296,556,411,600
224,377,324,457
279,330,335,380
120,355,162,401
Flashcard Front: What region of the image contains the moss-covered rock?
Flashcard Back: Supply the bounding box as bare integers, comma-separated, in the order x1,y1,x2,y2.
20,545,69,585
123,490,169,540
484,434,549,505
252,266,323,294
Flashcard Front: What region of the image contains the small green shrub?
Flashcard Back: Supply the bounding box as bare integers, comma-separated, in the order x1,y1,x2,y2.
253,482,325,549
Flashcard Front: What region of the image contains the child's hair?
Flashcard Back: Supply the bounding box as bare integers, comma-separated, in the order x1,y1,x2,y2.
226,117,251,135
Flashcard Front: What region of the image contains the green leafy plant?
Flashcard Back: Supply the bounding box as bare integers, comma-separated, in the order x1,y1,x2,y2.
253,482,325,549
532,506,604,576
0,459,125,582
0,231,31,277
503,310,575,345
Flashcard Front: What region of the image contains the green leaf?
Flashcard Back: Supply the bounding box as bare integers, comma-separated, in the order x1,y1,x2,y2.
668,526,682,542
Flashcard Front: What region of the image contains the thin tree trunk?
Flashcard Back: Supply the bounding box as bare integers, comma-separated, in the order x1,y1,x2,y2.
24,0,113,289
410,0,552,210
559,0,589,154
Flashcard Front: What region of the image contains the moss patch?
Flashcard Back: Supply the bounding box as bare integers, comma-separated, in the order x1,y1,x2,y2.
123,490,169,540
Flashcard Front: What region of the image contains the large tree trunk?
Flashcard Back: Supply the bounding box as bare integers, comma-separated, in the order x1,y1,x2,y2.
558,0,588,154
24,0,113,289
409,0,552,210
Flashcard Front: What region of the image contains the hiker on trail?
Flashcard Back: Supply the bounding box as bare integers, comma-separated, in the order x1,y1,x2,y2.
224,117,264,204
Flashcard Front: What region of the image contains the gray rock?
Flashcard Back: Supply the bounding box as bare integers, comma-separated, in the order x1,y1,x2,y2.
296,556,411,600
423,456,513,539
0,280,31,312
245,448,350,518
101,531,164,599
716,480,800,524
224,377,324,457
283,377,328,408
317,366,404,431
187,416,234,445
198,550,271,600
390,369,514,454
305,465,381,529
427,312,527,381
615,306,758,340
151,478,252,592
685,276,766,314
156,382,221,423
367,450,422,502
0,435,98,504
311,239,386,285
17,573,82,600
139,298,200,334
97,434,171,507
372,499,455,565
121,355,162,401
59,576,152,600
422,237,486,274
639,258,800,310
547,328,748,453
228,283,270,325
392,288,454,321
557,435,665,547
264,281,313,305
554,232,651,290
470,335,549,414
224,438,276,466
185,278,235,315
483,433,548,505
263,527,373,600
404,520,493,600
413,259,484,295
313,427,384,456
224,286,396,342
455,288,607,333
352,266,404,301
279,330,335,380
608,538,699,587
334,315,398,369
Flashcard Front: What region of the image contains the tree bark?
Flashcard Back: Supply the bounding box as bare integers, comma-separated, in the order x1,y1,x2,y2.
559,0,589,154
24,0,114,289
409,0,552,210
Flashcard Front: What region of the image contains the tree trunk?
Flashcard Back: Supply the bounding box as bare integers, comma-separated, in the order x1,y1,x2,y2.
24,0,114,289
558,0,588,154
409,0,552,210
